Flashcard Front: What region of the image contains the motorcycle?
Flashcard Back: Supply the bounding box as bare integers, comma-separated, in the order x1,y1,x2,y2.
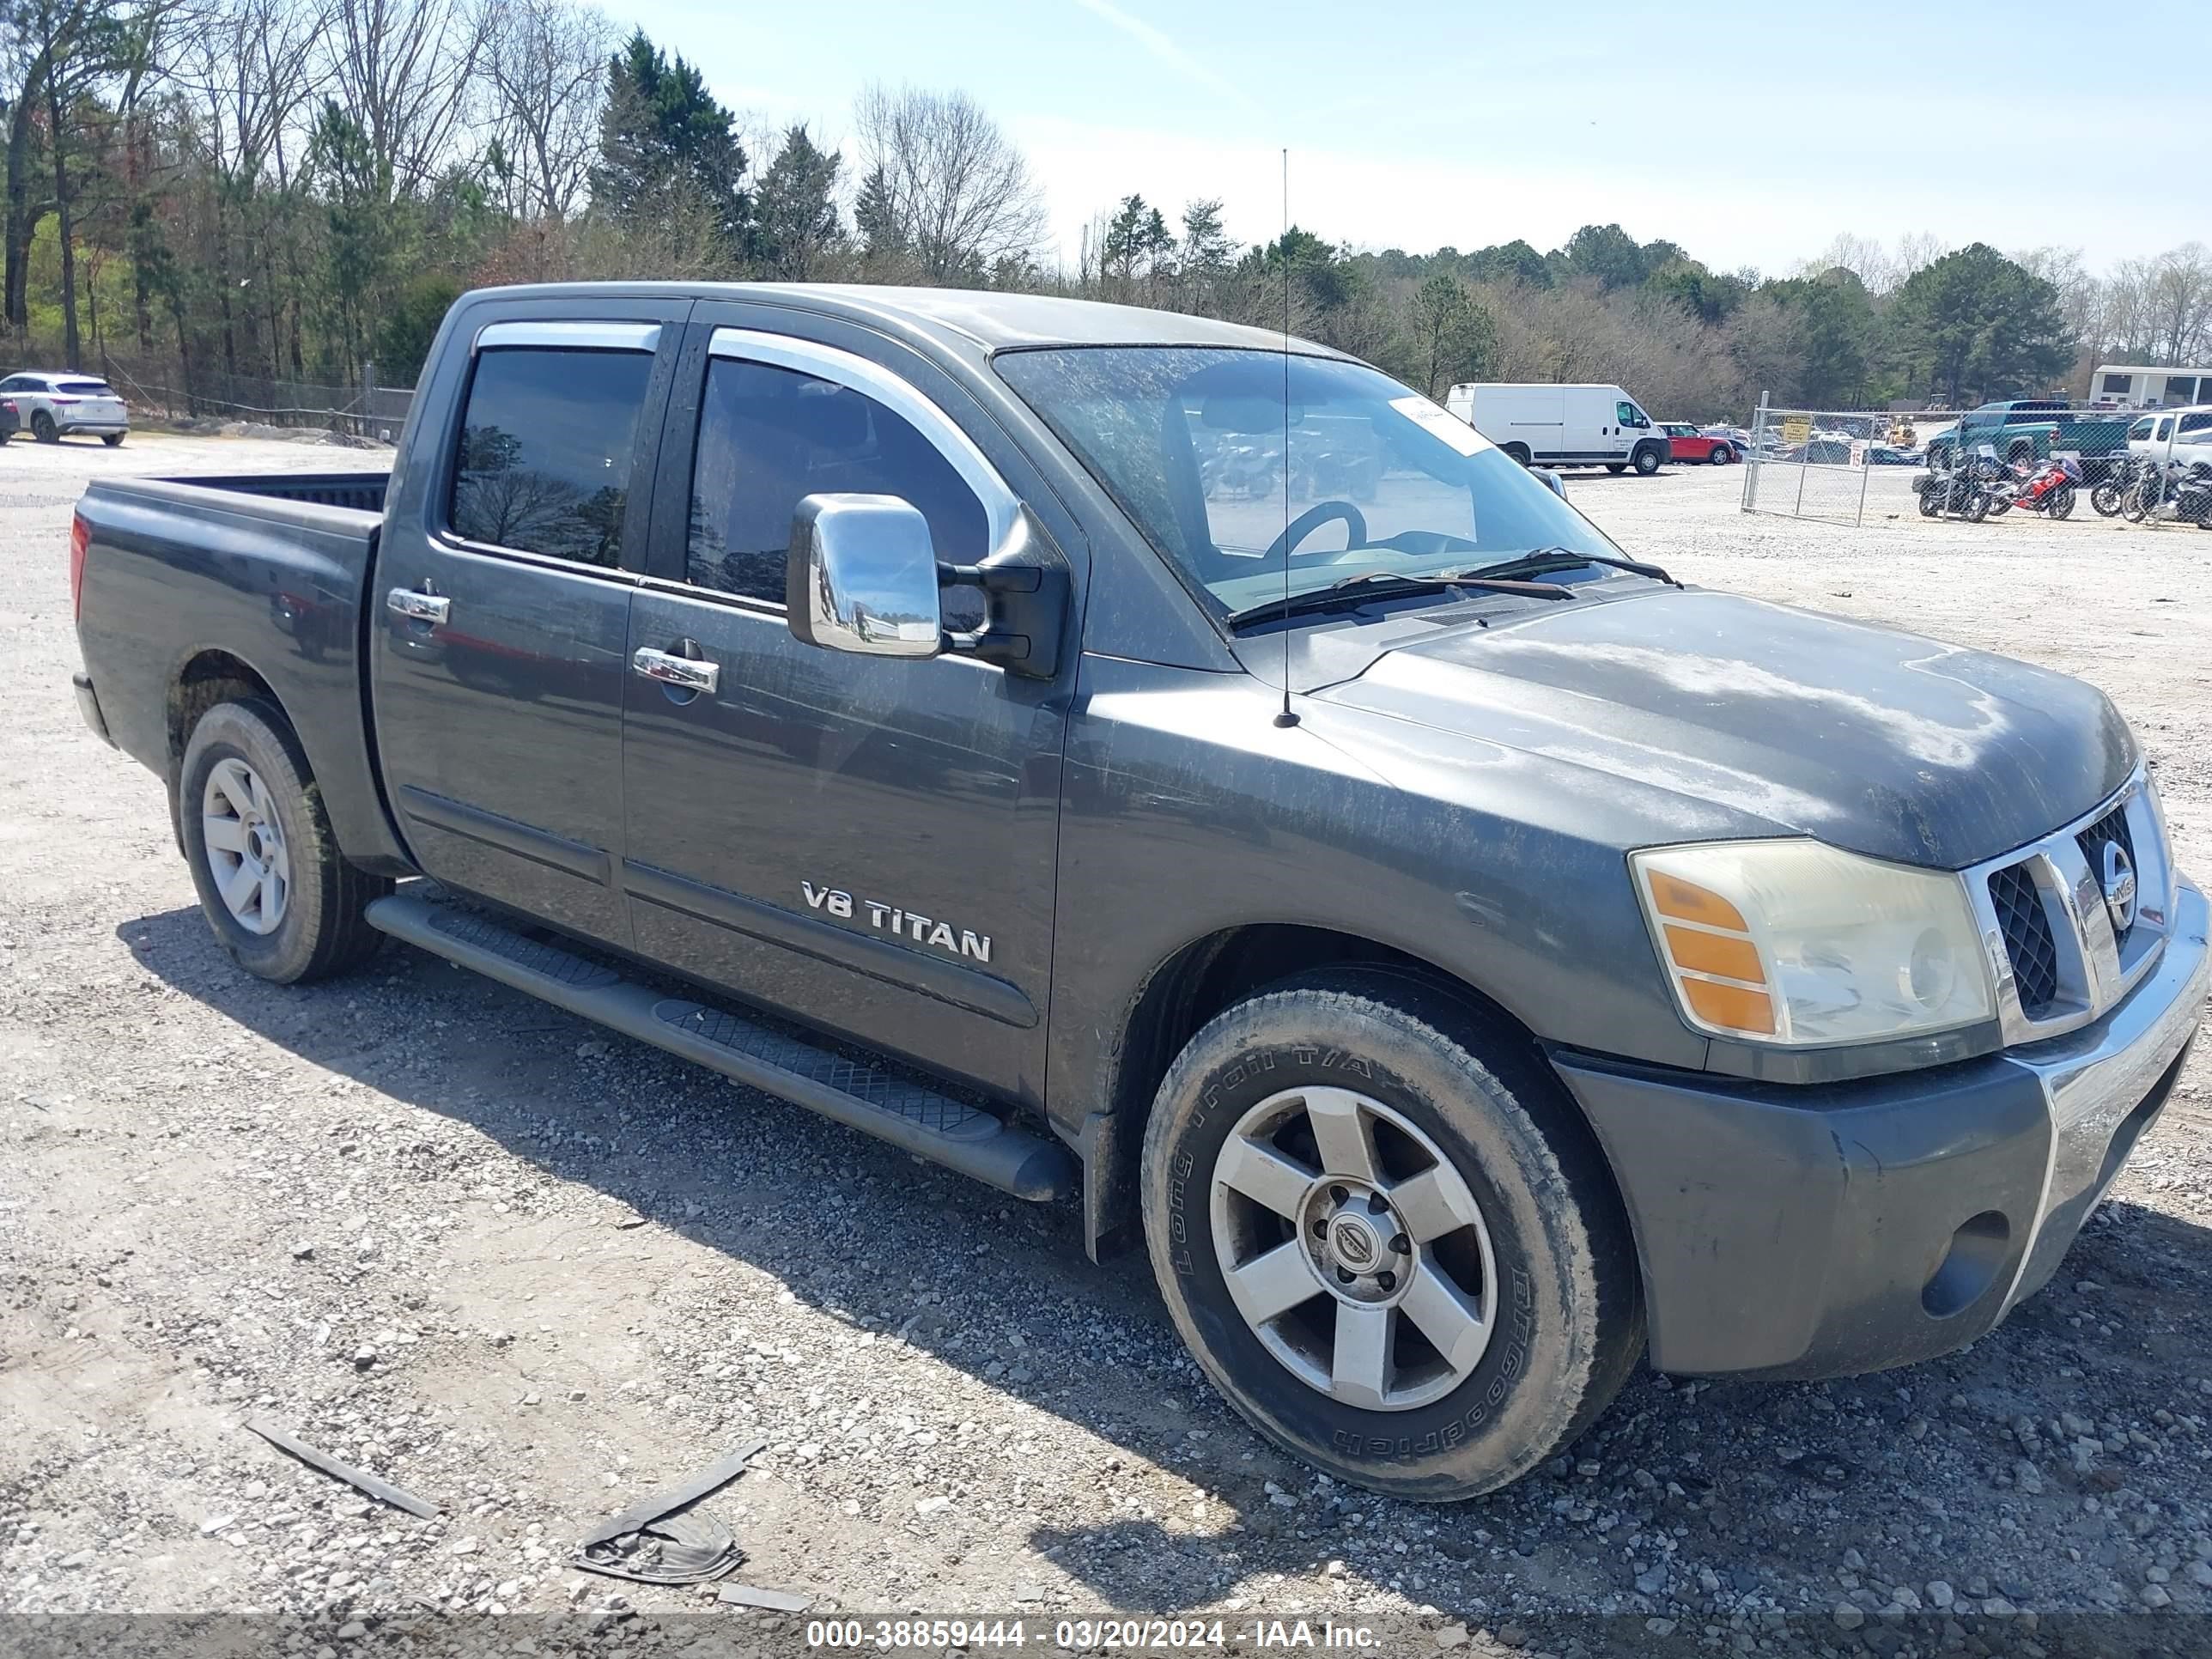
2003,454,2082,520
2090,455,2141,518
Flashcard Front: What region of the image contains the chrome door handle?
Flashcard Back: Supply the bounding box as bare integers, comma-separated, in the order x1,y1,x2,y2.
386,587,451,623
631,647,719,694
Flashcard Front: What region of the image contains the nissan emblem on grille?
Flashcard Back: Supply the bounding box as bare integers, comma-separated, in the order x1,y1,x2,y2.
2103,842,2138,935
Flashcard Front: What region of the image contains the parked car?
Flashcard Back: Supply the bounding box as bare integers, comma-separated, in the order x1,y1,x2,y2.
1443,380,1671,475
1659,422,1736,465
70,283,2207,1504
1867,444,1924,466
0,392,18,445
0,369,130,444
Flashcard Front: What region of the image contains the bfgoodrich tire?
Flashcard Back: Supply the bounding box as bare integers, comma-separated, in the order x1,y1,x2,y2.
179,699,391,983
1140,972,1643,1501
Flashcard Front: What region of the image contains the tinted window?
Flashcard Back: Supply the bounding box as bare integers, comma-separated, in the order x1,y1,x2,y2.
2130,418,2154,441
2182,412,2212,435
450,347,654,566
58,380,112,396
2103,374,2130,394
685,357,988,607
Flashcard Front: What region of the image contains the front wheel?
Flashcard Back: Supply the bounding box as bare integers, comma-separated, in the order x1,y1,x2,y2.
1710,445,1735,465
2049,485,2075,520
1632,445,1662,477
179,699,391,982
2091,480,2124,517
1965,490,1990,523
1140,973,1643,1500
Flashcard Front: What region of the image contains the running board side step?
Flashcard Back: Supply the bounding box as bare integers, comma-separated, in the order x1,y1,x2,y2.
365,894,1074,1201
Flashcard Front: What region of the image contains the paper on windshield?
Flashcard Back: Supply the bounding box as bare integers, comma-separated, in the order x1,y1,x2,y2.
1390,395,1486,457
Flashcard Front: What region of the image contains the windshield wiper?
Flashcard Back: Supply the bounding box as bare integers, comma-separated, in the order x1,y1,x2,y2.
1224,568,1577,631
1455,548,1679,586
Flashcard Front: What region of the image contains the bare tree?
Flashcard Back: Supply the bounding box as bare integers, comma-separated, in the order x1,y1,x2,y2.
173,0,325,371
475,0,608,221
323,0,485,200
852,83,1045,283
2143,242,2212,365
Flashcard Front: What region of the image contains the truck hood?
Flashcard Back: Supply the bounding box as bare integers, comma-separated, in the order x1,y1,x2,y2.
1311,588,2136,869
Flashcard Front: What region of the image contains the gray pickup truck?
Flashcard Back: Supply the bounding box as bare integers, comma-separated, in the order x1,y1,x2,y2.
70,283,2207,1501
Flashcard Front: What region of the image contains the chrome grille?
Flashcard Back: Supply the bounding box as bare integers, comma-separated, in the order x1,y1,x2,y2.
1989,861,2060,1018
1967,767,2176,1046
2075,804,2137,949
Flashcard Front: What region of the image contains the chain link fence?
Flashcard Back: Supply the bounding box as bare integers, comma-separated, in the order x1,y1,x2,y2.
1741,394,2210,532
1737,403,1927,525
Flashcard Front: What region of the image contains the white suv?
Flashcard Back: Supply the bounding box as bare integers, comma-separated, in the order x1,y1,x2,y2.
0,371,130,445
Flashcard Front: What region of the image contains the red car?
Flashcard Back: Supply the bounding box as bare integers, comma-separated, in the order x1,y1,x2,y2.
1661,422,1736,464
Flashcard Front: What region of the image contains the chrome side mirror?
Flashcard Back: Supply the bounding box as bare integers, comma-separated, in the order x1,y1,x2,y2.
787,494,943,659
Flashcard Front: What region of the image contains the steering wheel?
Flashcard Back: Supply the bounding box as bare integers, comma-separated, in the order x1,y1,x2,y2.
1262,500,1368,565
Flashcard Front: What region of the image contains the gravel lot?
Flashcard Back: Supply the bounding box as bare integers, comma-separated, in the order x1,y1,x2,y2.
4,435,2211,1657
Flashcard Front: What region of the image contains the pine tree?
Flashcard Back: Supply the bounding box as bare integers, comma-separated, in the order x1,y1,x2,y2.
755,125,842,280
589,30,751,254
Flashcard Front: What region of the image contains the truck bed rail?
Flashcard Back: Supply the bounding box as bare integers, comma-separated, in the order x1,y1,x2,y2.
153,471,391,514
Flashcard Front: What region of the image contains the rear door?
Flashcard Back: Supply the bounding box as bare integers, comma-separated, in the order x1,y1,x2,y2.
371,303,686,945
616,307,1079,1103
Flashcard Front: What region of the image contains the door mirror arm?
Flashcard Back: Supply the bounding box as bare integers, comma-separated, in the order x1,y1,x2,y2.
937,505,1068,680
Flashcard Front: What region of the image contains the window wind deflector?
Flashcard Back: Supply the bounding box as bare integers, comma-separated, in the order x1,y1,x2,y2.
475,320,662,354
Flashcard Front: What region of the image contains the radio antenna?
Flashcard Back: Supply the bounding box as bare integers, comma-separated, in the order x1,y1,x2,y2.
1272,145,1298,729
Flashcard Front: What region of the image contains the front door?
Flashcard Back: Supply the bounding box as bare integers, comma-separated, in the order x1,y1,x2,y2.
617,311,1078,1103
372,307,685,945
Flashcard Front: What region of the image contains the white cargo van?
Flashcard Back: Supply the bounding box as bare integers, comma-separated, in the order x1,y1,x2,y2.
1443,382,1671,476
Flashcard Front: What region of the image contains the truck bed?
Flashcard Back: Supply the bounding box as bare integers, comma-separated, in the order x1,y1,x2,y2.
156,471,392,514
72,468,405,868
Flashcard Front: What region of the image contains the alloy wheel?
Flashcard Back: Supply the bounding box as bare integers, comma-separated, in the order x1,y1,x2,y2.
200,757,290,934
1210,1085,1498,1412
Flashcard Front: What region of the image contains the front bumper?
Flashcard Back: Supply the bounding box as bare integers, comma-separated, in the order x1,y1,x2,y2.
1556,878,2208,1379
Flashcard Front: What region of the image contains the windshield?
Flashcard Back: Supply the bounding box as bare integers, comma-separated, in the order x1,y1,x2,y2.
993,346,1624,621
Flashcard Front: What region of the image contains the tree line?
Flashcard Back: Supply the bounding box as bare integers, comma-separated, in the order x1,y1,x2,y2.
5,0,2209,418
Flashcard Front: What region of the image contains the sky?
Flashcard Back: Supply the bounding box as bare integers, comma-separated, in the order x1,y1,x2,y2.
622,0,2199,277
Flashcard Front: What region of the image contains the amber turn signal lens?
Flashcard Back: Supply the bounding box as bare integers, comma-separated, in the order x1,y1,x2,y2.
1662,925,1764,983
1680,976,1776,1036
1646,871,1750,933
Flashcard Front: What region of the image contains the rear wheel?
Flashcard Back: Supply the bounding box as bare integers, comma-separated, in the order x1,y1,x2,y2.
31,410,57,443
101,432,125,447
2091,479,2124,517
179,699,390,983
1606,463,1627,475
1140,971,1643,1500
1502,443,1531,467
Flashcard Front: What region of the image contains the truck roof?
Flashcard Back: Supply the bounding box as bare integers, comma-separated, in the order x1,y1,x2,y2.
460,282,1340,361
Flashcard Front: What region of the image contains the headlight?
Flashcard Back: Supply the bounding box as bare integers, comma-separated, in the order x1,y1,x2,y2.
1630,840,1995,1046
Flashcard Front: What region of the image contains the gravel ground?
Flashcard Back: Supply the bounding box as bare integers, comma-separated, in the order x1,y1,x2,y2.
4,438,2211,1658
